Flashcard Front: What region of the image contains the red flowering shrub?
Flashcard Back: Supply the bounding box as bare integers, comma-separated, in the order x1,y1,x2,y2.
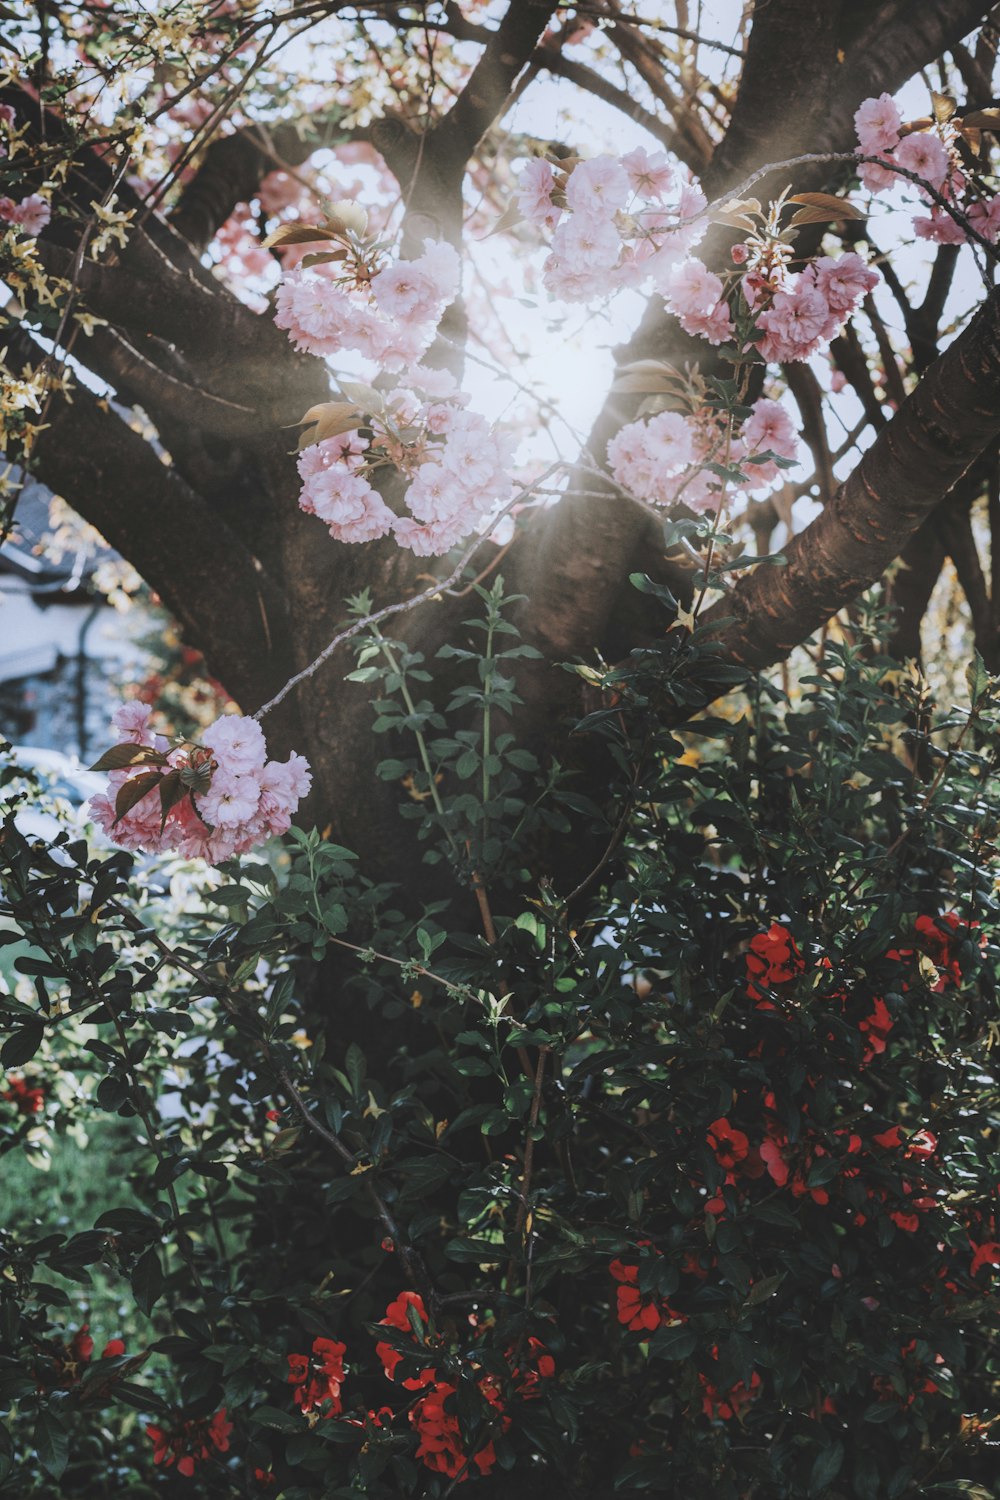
4,610,1000,1499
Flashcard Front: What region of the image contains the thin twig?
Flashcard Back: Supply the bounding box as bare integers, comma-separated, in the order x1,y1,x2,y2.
251,463,567,720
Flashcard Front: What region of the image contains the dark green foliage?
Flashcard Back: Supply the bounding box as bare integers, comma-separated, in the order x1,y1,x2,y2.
1,590,1000,1498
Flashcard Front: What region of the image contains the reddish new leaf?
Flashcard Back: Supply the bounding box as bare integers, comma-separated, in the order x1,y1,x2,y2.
88,744,166,774
113,771,163,824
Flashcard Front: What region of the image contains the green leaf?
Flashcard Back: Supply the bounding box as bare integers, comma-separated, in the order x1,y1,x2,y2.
345,1042,365,1096
251,1405,303,1432
34,1410,70,1480
131,1246,164,1317
1,1020,44,1067
649,1324,697,1361
808,1442,844,1495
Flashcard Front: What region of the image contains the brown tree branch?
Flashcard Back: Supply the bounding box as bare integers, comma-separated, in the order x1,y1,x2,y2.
699,290,1000,669
436,0,560,165
11,328,296,721
935,477,997,665
603,14,716,174
533,45,680,153
170,115,354,252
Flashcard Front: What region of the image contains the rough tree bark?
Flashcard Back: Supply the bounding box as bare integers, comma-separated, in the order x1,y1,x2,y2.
5,0,999,896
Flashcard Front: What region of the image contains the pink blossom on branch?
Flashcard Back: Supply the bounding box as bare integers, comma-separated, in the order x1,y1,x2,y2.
88,706,311,862
516,158,561,229
894,131,950,191
853,93,902,155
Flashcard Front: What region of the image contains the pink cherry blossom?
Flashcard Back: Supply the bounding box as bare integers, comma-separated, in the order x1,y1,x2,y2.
565,154,630,220
274,275,354,357
202,714,267,774
607,411,696,506
854,93,902,155
302,468,396,543
407,363,460,400
198,769,262,827
894,131,950,191
516,158,561,229
644,411,696,470
678,300,734,346
620,147,675,200
661,258,723,318
298,433,366,481
757,282,831,361
393,513,471,556
11,194,50,236
89,709,311,863
405,461,468,524
111,701,157,746
263,753,312,803
740,398,799,486
858,156,897,193
968,194,1000,244
550,214,622,274
913,208,967,245
811,252,879,313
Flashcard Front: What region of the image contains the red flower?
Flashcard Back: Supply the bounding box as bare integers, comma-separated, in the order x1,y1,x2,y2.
915,912,980,987
3,1074,44,1115
707,1117,749,1170
102,1338,126,1358
69,1326,94,1364
287,1336,346,1418
253,1469,277,1488
410,1378,502,1480
971,1240,1000,1276
616,1284,661,1332
906,1129,937,1158
375,1339,402,1380
146,1408,231,1477
382,1290,428,1331
376,1291,432,1386
611,1248,684,1332
759,1136,789,1186
859,996,893,1061
745,923,804,1002
699,1367,762,1420
512,1337,556,1398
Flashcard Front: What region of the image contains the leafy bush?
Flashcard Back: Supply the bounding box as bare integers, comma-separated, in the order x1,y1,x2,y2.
2,590,1000,1499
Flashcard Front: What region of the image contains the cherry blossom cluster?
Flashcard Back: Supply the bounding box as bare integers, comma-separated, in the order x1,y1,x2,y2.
518,146,882,368
607,396,799,514
88,701,311,863
855,92,1000,245
275,233,460,372
741,247,880,363
516,147,707,302
297,372,514,555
